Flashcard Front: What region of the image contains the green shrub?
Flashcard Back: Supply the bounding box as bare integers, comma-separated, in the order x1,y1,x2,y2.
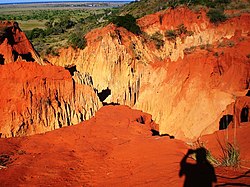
169,0,231,8
165,30,177,41
110,14,142,35
176,24,188,35
151,32,164,49
26,28,45,40
45,46,59,56
68,33,87,50
165,24,194,42
207,9,227,23
167,0,179,8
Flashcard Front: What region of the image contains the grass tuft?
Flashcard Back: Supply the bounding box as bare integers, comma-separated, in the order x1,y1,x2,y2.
189,139,241,167
220,142,240,167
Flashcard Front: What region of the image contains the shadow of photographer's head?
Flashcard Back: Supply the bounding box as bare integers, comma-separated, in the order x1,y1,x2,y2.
195,147,207,164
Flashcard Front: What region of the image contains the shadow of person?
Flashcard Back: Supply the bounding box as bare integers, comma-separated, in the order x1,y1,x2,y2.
179,147,217,187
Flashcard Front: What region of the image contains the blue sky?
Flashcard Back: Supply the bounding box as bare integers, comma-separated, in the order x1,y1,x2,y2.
0,0,133,4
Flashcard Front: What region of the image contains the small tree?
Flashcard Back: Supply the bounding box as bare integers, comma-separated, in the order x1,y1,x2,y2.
110,14,142,35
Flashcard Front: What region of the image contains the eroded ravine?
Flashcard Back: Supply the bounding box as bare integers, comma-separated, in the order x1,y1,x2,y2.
47,7,250,139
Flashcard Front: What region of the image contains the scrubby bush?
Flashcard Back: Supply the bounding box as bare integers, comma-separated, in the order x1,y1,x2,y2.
207,9,227,23
26,28,45,40
110,14,142,35
167,0,179,8
45,46,59,56
68,33,87,50
165,30,177,41
165,24,194,42
151,32,164,49
176,24,188,35
168,0,231,8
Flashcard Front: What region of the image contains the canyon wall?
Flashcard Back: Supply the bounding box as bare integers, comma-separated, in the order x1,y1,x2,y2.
0,62,101,137
0,21,42,65
36,8,250,139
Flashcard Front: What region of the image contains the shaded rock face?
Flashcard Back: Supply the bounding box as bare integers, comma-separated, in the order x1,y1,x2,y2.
0,62,101,138
0,21,42,65
47,7,250,140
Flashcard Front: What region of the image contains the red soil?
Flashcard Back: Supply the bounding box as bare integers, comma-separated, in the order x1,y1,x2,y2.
0,7,249,186
0,105,249,186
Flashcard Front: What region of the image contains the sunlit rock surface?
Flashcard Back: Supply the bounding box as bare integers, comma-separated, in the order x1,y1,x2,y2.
0,21,42,65
0,62,101,137
47,7,250,139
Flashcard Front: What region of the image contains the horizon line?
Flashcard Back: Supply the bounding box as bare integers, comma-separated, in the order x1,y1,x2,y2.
0,0,134,5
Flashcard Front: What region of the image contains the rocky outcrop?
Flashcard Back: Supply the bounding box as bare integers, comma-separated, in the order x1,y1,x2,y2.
0,21,42,65
0,62,101,138
47,7,250,139
135,42,249,139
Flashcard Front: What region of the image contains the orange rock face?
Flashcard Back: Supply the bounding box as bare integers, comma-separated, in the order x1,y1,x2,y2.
0,21,42,65
47,7,250,139
0,62,101,137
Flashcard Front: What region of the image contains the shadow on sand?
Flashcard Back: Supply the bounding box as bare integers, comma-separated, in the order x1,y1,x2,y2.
179,147,217,187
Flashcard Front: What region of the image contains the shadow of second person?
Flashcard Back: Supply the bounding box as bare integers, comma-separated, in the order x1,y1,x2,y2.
179,147,217,187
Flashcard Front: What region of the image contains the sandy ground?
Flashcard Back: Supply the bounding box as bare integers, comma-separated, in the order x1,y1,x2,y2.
0,105,249,186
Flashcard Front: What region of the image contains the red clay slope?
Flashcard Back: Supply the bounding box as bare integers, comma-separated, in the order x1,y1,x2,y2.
0,21,42,64
0,105,249,186
0,61,101,137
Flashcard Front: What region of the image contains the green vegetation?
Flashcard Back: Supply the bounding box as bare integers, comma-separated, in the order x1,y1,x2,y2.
0,7,108,56
68,32,87,50
165,24,193,42
150,32,164,49
190,139,241,168
116,0,169,18
207,9,227,23
167,0,232,9
165,30,177,41
0,0,249,55
109,14,141,35
220,142,240,167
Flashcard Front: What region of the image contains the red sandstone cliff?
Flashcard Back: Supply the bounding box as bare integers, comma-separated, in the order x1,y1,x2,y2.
0,62,101,137
0,21,42,65
48,7,250,139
